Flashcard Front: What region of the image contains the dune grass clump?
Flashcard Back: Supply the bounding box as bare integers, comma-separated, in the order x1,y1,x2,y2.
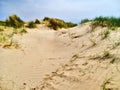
89,38,97,46
5,14,24,28
26,19,41,28
0,28,20,49
34,19,41,24
101,78,112,90
90,50,112,61
20,28,27,34
0,24,27,49
0,21,6,26
43,17,77,30
80,18,91,24
80,16,120,30
100,29,110,40
0,15,28,48
26,21,36,28
91,16,120,29
0,28,27,48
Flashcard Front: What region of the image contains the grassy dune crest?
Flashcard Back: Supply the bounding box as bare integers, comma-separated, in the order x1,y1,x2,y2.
81,16,120,30
42,17,77,30
5,15,24,28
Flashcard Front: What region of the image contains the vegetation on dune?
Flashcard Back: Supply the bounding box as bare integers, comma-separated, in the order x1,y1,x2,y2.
0,26,27,48
80,16,120,30
0,21,6,26
42,17,77,30
0,15,77,48
0,15,38,29
100,29,110,40
80,18,91,24
34,19,41,24
26,21,36,28
0,14,120,48
5,14,24,28
93,16,120,27
26,19,41,28
0,15,28,48
91,16,120,30
0,15,77,30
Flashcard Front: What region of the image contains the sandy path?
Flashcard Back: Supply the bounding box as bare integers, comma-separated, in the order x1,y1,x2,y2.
0,24,120,90
0,27,79,89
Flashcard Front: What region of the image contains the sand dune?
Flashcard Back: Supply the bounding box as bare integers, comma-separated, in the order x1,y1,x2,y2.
0,23,120,90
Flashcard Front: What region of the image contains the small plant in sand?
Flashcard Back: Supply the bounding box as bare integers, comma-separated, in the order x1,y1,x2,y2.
90,50,118,64
90,50,112,60
19,28,27,34
100,29,110,40
101,50,111,59
70,54,79,62
101,78,118,90
89,38,97,46
112,40,120,49
0,34,10,46
102,78,111,90
2,38,19,49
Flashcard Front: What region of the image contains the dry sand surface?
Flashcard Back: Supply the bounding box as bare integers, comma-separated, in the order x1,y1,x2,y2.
0,23,120,90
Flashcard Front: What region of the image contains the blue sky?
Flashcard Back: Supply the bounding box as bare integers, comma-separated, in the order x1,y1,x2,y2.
0,0,120,23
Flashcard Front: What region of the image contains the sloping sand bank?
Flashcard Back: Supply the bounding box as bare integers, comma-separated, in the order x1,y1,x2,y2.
0,23,120,90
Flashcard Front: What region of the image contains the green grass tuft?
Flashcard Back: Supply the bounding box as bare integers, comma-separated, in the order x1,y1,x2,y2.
80,19,90,24
26,21,36,28
91,16,120,29
100,29,110,40
34,19,41,24
5,14,24,28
